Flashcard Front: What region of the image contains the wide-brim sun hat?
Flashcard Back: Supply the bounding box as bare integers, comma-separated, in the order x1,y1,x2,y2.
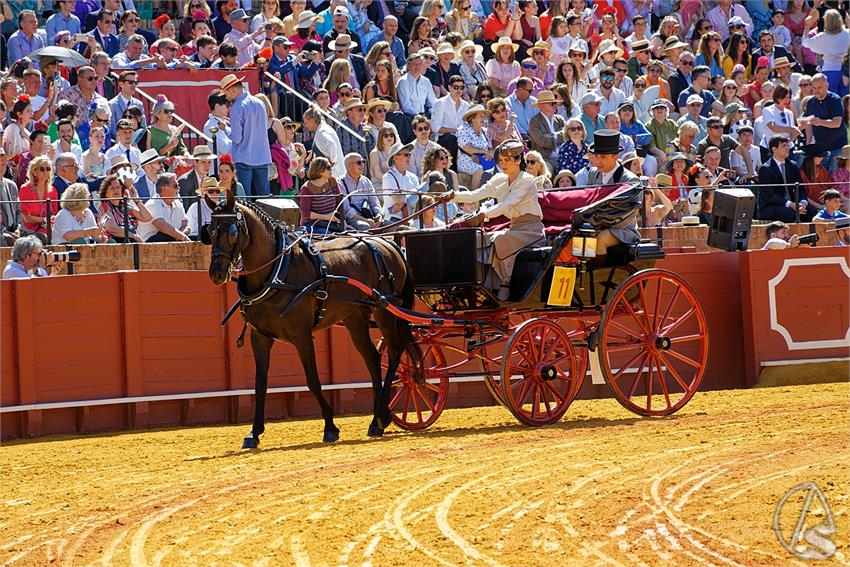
387,141,415,162
532,90,561,108
463,104,487,121
108,154,139,172
664,36,688,51
491,36,519,54
621,151,644,168
553,170,576,186
597,39,623,58
343,97,367,112
328,33,357,51
189,144,217,160
219,73,245,91
366,98,392,113
139,148,165,167
436,42,455,56
666,152,693,171
197,176,220,195
456,39,483,58
296,10,323,29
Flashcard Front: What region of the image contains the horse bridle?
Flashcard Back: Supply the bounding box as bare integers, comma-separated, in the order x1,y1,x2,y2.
206,208,247,272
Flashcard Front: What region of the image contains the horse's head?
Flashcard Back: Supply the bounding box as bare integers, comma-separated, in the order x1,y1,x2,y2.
203,190,248,285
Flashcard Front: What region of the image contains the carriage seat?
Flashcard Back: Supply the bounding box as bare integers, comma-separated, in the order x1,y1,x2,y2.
509,244,553,301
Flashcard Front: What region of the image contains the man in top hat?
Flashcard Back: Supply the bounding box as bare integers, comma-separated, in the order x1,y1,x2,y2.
220,73,272,197
322,5,362,56
177,145,215,205
337,98,373,165
223,8,265,67
626,39,651,81
136,149,165,200
528,90,566,173
584,129,642,251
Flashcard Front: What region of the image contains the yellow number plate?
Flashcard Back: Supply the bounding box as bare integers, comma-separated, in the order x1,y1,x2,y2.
547,266,576,307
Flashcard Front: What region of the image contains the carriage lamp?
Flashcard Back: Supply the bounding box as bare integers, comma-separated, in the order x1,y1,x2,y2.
572,224,598,259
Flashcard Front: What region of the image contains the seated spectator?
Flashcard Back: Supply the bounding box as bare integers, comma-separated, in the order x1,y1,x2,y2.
456,104,491,189
118,10,155,52
487,97,524,149
410,115,439,179
430,43,462,99
188,33,218,67
757,135,811,222
104,118,142,168
507,77,540,138
422,147,460,222
339,153,383,230
135,149,164,201
99,174,152,243
52,183,105,244
830,146,850,204
178,145,215,205
698,116,742,170
278,117,306,194
677,95,709,143
730,125,762,182
618,101,654,174
289,11,322,53
801,144,832,206
665,152,691,219
52,119,83,166
486,37,521,96
363,59,398,105
813,189,849,222
457,40,488,100
506,56,544,96
2,235,64,280
181,1,214,44
398,51,436,118
217,154,246,198
53,152,86,197
369,124,398,191
111,34,157,69
697,187,715,226
416,194,446,229
645,101,677,173
431,75,469,164
622,151,643,177
666,122,700,164
82,127,108,181
557,117,589,174
19,156,59,243
528,90,566,174
553,170,576,189
137,173,190,242
60,66,107,124
210,42,240,70
0,149,23,246
3,95,32,167
702,146,734,187
722,102,750,139
382,141,421,219
16,129,51,189
186,177,221,239
677,64,723,117
299,157,346,234
642,176,675,227
146,96,189,158
77,105,112,152
762,220,804,250
108,70,146,134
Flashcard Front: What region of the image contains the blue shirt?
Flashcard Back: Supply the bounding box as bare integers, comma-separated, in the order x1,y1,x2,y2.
366,34,406,69
230,91,272,167
2,260,46,280
805,92,845,151
694,54,724,79
45,12,82,45
507,94,538,135
7,30,45,67
813,209,848,221
677,86,717,118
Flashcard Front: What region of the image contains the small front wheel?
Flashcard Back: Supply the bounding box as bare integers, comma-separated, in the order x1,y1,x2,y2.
500,319,579,426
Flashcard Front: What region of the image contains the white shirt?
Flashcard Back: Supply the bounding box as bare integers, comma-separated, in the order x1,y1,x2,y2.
29,94,47,114
312,121,346,179
397,73,436,116
760,105,795,148
223,30,260,68
52,141,83,165
186,199,213,237
453,171,542,221
410,139,440,179
730,144,762,177
381,165,420,212
431,95,470,138
596,86,626,117
104,142,142,168
203,114,232,155
137,196,187,241
52,208,97,244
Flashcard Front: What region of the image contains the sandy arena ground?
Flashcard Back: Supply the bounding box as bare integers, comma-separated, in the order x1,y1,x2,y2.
1,382,848,566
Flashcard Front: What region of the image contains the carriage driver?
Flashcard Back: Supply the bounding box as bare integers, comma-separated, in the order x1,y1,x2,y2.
437,140,545,301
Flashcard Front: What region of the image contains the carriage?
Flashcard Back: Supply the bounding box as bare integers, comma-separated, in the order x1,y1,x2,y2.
382,182,710,429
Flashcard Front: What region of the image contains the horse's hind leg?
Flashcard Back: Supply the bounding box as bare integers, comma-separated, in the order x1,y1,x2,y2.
343,312,386,438
293,331,340,442
243,330,274,449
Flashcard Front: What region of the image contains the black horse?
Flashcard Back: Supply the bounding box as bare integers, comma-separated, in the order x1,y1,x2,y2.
204,191,419,447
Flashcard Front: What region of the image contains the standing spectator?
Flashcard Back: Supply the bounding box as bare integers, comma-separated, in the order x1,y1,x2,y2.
290,11,322,53
78,9,120,57
0,149,23,246
707,0,753,41
19,156,59,243
336,98,373,165
528,90,566,174
803,74,846,171
802,9,850,97
146,95,190,159
7,11,44,67
204,89,232,156
757,135,810,223
137,173,190,242
108,71,146,134
52,183,105,244
46,1,82,46
410,115,439,179
223,9,263,67
397,52,436,118
221,74,272,197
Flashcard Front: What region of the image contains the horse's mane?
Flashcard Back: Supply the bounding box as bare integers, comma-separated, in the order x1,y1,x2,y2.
236,200,281,239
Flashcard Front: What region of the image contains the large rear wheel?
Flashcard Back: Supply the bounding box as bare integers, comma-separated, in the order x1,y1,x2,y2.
379,337,449,430
598,269,708,416
499,319,579,426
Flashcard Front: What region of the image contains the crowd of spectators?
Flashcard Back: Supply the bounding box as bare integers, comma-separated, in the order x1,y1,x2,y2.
2,0,850,278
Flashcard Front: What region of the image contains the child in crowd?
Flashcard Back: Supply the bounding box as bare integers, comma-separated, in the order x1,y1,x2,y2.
813,190,848,222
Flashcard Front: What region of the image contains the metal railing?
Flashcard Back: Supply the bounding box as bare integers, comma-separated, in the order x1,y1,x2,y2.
133,85,213,151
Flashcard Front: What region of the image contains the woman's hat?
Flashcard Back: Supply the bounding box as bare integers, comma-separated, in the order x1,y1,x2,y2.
328,34,357,51
387,141,415,163
436,42,455,56
621,151,644,168
456,39,483,58
553,169,576,186
650,98,669,110
631,39,650,52
281,116,302,130
532,90,561,107
802,144,828,159
219,74,244,91
655,173,673,187
343,97,367,112
296,10,323,29
839,145,850,160
663,36,688,51
725,102,744,115
366,98,392,113
597,39,623,58
617,100,635,112
197,176,220,195
463,104,487,121
588,129,622,155
530,40,549,53
108,154,139,172
772,56,792,70
189,144,216,160
139,148,165,167
491,36,519,54
666,152,692,170
756,55,771,69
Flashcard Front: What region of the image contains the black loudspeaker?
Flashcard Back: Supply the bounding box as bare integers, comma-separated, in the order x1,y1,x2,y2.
405,228,484,288
707,188,756,251
256,198,301,227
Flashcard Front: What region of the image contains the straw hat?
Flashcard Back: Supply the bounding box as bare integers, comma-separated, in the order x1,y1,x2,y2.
436,42,455,56
296,10,322,29
189,144,216,160
597,39,623,58
491,36,519,54
196,176,221,195
343,97,367,112
631,39,650,52
108,154,139,173
328,33,357,51
621,151,644,169
418,46,436,59
772,56,792,70
666,152,692,171
530,40,549,54
366,98,392,113
532,90,561,107
387,141,414,163
553,170,576,186
655,173,672,187
219,74,244,91
463,104,487,121
456,39,483,58
281,116,301,130
139,148,165,167
664,36,688,51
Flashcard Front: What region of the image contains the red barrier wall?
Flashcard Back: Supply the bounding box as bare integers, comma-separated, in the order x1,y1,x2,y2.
2,249,846,440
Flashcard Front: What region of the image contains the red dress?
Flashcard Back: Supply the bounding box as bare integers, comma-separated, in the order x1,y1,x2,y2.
19,183,59,235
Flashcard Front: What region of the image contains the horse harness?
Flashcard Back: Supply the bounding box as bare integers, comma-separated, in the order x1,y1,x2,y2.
211,208,400,344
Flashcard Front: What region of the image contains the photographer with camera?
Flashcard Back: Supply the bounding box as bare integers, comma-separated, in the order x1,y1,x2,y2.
761,220,819,250
2,235,65,280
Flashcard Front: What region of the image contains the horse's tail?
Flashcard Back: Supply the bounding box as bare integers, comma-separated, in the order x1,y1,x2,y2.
397,263,425,384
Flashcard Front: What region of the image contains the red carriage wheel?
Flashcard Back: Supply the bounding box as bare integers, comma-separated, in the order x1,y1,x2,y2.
379,337,449,430
598,269,708,416
499,319,579,426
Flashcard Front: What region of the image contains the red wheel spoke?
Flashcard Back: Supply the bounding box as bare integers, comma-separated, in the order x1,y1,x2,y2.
550,352,574,368
608,318,645,341
627,352,650,397
530,386,541,419
667,333,704,343
637,280,652,332
410,385,423,424
415,386,437,413
661,306,696,336
537,326,550,358
645,354,654,412
543,379,566,405
515,343,535,368
401,387,411,422
658,351,692,392
508,363,530,374
539,383,553,417
611,347,648,382
526,330,540,362
389,385,405,408
423,381,445,394
602,342,644,353
656,286,682,333
512,377,533,406
664,347,701,369
654,355,672,410
652,277,664,332
620,296,649,334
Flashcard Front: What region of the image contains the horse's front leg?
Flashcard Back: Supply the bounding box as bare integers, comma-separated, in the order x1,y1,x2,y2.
294,331,340,442
243,330,274,449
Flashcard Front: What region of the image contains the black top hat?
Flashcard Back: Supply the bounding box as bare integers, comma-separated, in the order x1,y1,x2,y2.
588,129,623,155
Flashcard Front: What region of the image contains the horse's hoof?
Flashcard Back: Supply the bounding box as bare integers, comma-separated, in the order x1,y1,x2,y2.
377,410,393,430
367,423,384,438
323,429,340,443
241,435,260,449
